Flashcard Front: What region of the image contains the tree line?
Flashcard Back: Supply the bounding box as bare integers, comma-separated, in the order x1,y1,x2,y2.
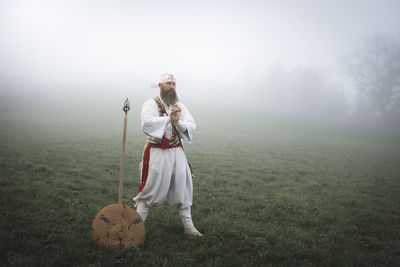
253,33,400,130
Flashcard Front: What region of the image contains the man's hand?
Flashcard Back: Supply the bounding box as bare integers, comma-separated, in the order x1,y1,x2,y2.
170,104,181,123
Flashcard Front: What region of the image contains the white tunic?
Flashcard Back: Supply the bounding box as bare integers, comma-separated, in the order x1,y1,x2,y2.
133,98,196,208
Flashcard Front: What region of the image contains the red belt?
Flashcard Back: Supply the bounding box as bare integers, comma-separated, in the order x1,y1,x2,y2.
148,143,182,149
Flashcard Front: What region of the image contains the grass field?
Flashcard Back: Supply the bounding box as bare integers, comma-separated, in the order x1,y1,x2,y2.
1,104,400,266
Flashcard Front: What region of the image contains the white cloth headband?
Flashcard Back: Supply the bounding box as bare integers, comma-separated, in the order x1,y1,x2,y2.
151,73,176,88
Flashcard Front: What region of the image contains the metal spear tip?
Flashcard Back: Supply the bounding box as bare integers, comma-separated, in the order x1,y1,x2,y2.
123,97,131,113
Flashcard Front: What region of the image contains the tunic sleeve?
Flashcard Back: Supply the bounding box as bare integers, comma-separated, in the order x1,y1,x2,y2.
141,100,170,139
174,103,196,144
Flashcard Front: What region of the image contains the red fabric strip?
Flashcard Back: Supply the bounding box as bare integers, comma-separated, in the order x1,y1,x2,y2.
138,143,151,192
161,129,178,149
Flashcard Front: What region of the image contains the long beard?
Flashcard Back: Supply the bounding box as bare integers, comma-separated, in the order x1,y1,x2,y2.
161,89,179,105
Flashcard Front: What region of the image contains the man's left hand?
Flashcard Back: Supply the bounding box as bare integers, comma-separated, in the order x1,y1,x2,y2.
170,104,181,123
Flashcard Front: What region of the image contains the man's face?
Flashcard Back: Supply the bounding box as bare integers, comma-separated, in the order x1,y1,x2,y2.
161,81,176,92
160,82,178,105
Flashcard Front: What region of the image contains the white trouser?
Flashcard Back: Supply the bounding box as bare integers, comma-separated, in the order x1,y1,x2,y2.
133,147,193,208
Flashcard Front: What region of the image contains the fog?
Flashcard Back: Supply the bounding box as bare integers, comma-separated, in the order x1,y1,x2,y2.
1,0,399,126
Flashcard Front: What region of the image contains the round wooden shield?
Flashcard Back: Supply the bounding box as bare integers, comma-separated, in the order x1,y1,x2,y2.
92,204,145,248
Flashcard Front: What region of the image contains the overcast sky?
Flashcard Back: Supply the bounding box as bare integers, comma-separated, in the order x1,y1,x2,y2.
1,0,399,107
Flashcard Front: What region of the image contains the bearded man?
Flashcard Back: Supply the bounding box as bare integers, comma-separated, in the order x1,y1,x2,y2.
133,73,202,237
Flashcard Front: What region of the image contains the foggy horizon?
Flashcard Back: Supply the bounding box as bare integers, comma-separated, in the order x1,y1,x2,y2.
1,0,400,124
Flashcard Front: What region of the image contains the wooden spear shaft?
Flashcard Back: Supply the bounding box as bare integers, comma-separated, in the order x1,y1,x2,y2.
118,98,130,204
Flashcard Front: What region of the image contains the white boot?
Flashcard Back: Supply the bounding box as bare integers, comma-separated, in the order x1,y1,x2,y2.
136,201,149,221
181,218,203,237
179,207,203,237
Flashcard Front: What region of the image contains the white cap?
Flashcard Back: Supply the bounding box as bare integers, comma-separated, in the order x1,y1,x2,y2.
151,73,176,88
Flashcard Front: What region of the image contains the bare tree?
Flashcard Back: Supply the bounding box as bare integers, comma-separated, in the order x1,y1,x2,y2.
343,34,400,123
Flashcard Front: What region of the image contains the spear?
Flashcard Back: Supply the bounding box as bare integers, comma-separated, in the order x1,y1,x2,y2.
118,97,130,204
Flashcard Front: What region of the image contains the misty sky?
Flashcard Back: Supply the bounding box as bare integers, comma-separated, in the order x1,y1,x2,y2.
1,0,399,106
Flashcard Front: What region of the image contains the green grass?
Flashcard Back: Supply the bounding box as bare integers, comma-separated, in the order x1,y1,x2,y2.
1,105,400,266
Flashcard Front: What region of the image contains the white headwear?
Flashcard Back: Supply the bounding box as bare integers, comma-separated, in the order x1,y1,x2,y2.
151,73,176,88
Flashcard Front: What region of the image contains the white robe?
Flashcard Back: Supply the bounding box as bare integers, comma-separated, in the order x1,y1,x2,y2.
133,98,196,208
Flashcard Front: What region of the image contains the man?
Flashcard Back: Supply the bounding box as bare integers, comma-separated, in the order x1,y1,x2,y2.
133,73,202,237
